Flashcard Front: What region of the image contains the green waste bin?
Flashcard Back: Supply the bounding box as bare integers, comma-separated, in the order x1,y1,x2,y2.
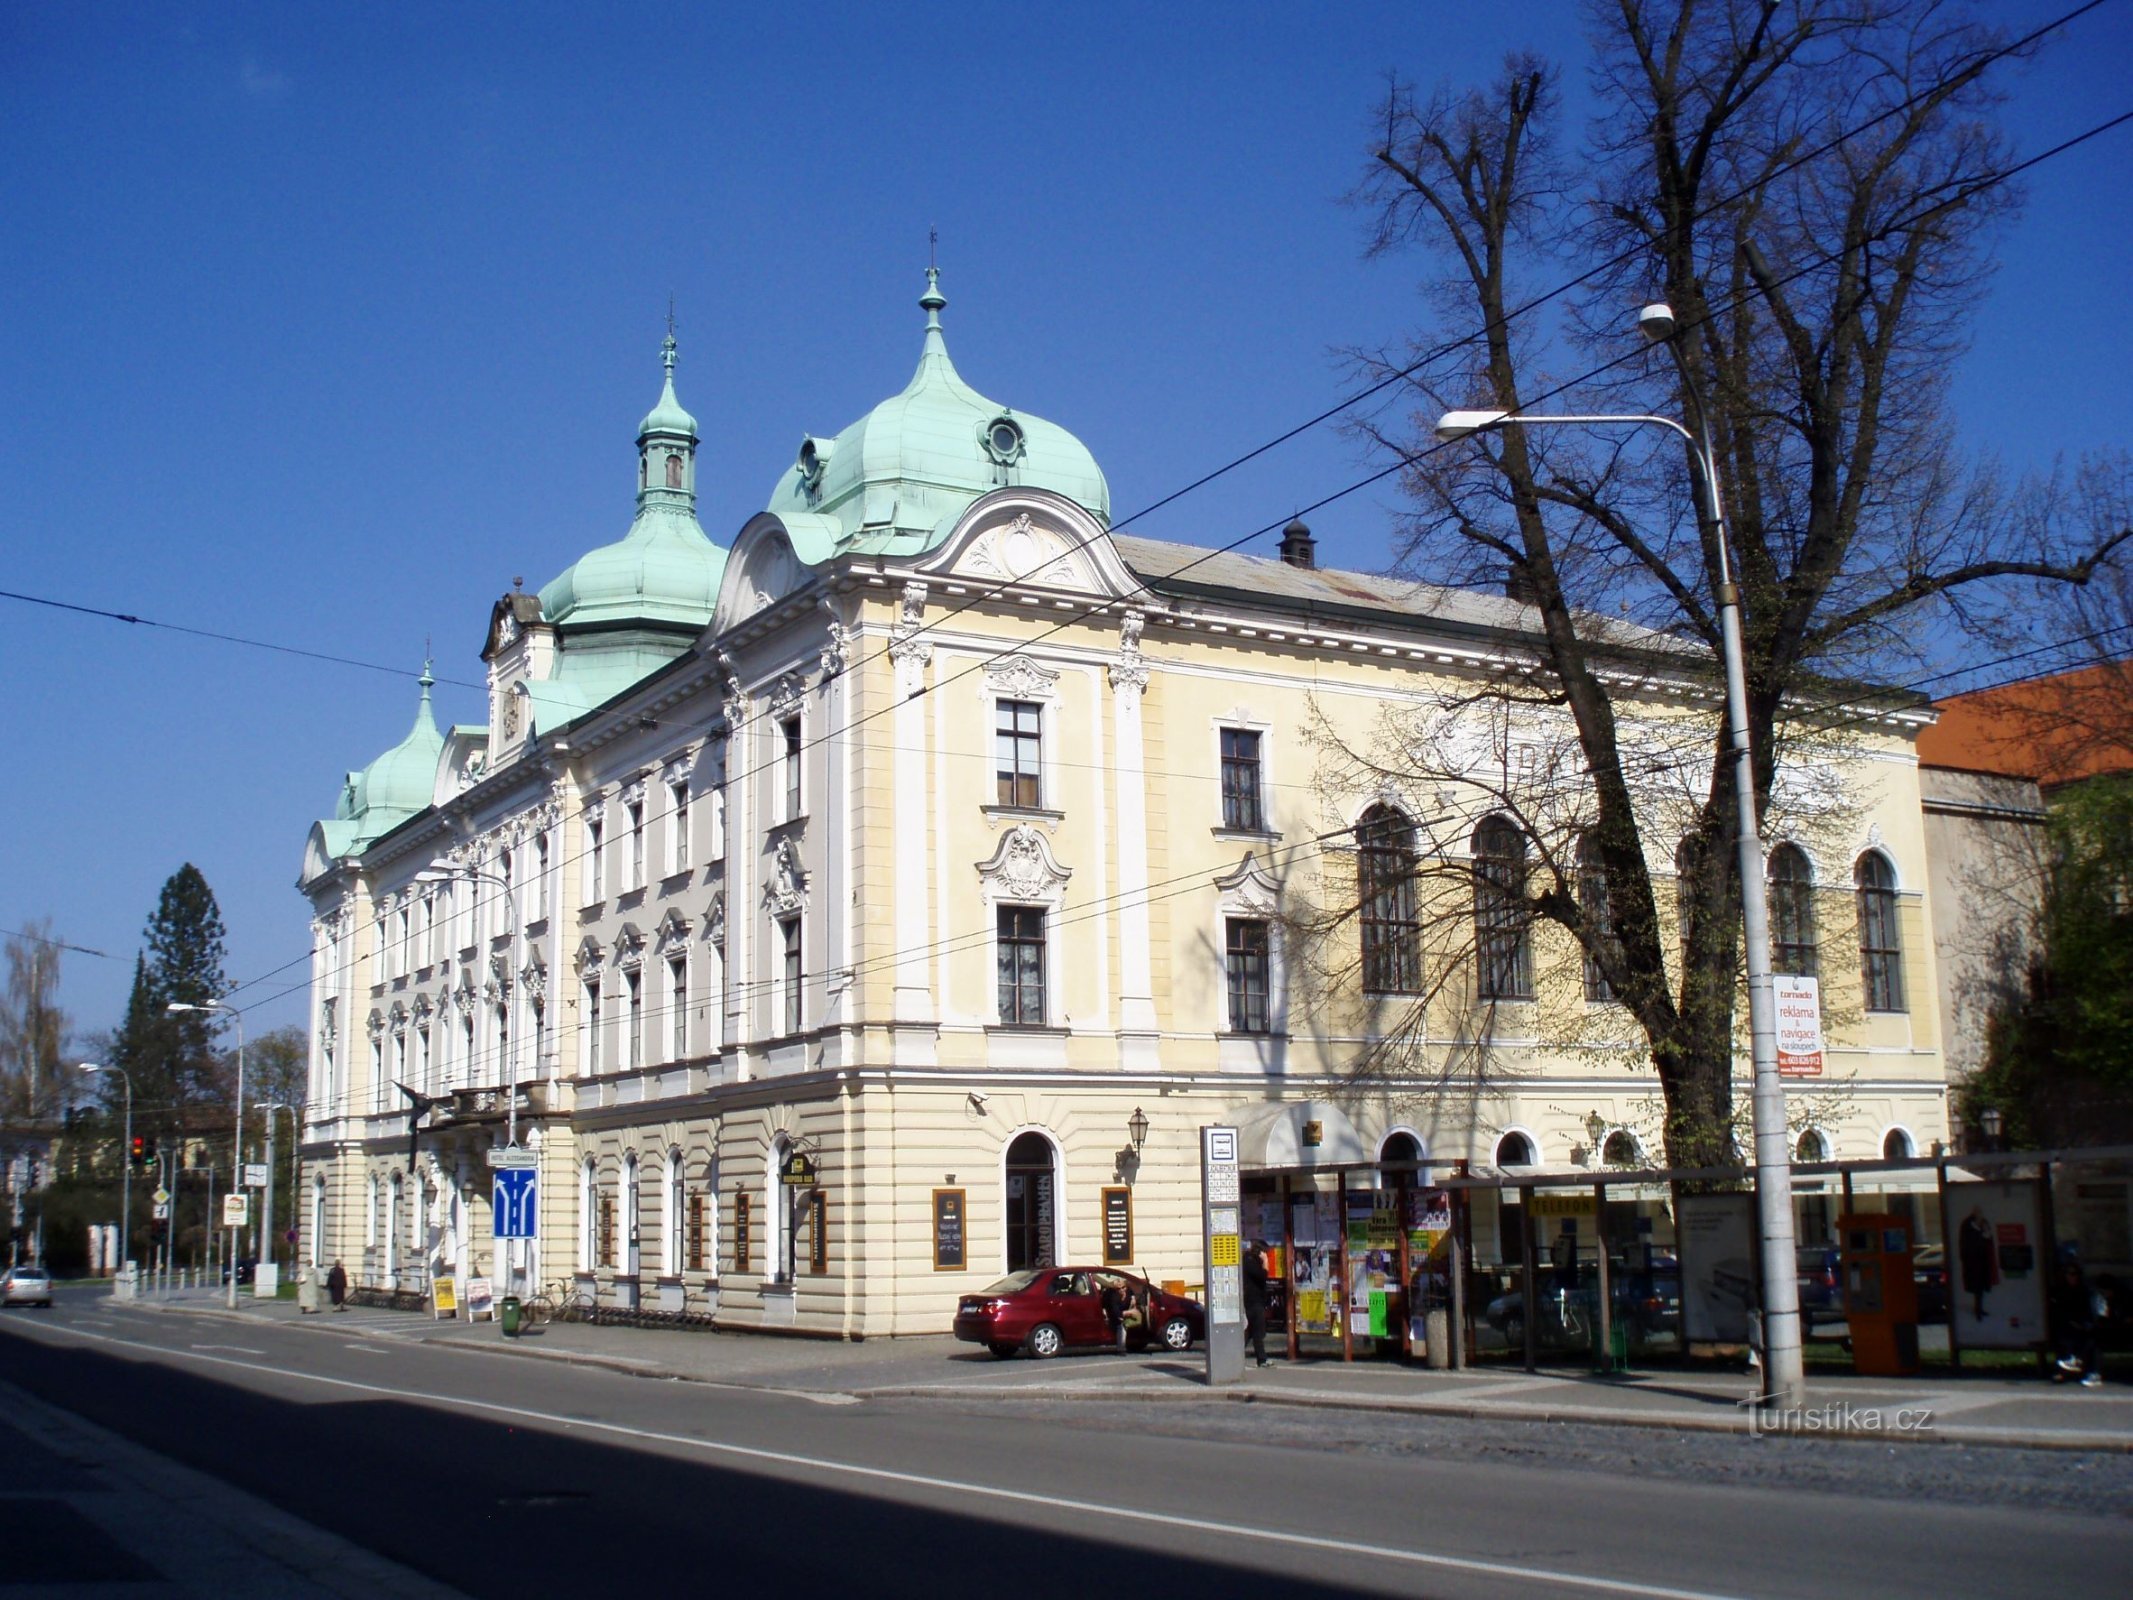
501,1296,522,1337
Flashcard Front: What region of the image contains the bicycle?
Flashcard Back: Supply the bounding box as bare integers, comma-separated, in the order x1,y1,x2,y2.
519,1278,594,1330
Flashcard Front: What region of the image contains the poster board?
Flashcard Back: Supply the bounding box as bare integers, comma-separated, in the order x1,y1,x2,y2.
1288,1190,1336,1334
431,1274,459,1320
1948,1179,2047,1349
1101,1186,1133,1267
932,1188,966,1271
1677,1191,1757,1343
1774,974,1824,1077
463,1276,494,1322
1344,1190,1401,1339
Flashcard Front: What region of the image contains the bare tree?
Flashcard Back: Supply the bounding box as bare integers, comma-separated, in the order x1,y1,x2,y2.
0,924,71,1161
1341,1,2130,1165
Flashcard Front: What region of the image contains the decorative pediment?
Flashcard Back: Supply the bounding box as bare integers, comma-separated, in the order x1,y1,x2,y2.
953,511,1098,592
366,1010,386,1041
388,1002,409,1034
705,891,727,949
916,492,1143,603
976,824,1073,902
655,908,692,954
574,936,606,977
411,993,433,1023
984,654,1061,700
519,952,547,1000
769,671,807,720
1214,850,1283,916
613,923,647,971
762,837,808,916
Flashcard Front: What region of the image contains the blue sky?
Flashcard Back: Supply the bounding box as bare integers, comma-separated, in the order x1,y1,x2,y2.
5,1,2130,1043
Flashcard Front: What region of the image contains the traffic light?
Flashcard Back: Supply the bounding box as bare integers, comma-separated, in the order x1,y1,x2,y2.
131,1134,147,1168
144,1135,158,1167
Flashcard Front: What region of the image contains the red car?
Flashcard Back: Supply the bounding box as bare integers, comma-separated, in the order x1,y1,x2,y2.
953,1267,1206,1359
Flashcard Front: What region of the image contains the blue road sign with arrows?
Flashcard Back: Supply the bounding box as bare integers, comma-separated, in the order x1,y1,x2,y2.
492,1168,538,1240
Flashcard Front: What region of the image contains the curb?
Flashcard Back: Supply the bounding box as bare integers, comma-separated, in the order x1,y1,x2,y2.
120,1295,2133,1453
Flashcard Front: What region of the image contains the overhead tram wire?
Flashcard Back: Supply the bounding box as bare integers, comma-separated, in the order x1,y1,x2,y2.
4,3,2099,733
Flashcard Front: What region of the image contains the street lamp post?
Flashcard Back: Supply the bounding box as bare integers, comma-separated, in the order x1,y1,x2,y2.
77,1062,133,1275
167,998,245,1309
1434,303,1806,1409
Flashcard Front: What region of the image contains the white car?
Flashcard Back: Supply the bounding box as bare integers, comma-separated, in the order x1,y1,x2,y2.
1,1267,54,1307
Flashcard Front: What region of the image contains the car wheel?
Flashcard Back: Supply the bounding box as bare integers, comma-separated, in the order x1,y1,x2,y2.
987,1341,1018,1359
1026,1322,1064,1359
1161,1317,1193,1352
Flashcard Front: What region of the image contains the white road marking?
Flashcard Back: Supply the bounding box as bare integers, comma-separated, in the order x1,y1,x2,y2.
74,1317,115,1328
188,1343,265,1355
342,1344,392,1356
20,1321,1761,1600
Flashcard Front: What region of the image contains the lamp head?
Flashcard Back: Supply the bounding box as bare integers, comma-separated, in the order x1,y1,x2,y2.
77,1061,103,1075
1637,302,1677,343
165,1001,203,1015
1433,408,1511,442
1128,1106,1150,1149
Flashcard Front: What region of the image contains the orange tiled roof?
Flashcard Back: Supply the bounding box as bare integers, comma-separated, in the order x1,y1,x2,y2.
1918,664,2133,787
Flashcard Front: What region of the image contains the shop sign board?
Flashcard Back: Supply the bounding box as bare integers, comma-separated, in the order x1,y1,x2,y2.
463,1277,494,1322
221,1193,248,1228
780,1150,819,1186
1774,975,1824,1077
1200,1126,1245,1385
1101,1186,1134,1266
1678,1190,1758,1344
432,1275,458,1319
1949,1179,2047,1349
931,1189,966,1271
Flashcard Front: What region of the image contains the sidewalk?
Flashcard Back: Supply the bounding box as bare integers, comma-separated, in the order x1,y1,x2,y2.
145,1289,2133,1452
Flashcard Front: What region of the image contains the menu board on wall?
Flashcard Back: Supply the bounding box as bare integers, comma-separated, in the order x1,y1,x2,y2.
1102,1186,1134,1266
932,1188,966,1271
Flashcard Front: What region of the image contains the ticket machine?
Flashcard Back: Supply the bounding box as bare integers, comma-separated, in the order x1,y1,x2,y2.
1837,1211,1919,1376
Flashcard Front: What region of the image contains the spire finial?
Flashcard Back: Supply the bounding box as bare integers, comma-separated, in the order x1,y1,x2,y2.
661,302,678,377
418,654,435,694
920,240,946,342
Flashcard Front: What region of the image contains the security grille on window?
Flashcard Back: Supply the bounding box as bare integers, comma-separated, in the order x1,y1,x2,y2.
1225,917,1271,1033
1856,851,1905,1012
781,717,802,820
995,700,1042,807
669,954,687,1061
1357,804,1421,994
781,917,803,1034
670,782,690,874
996,905,1047,1025
1769,843,1818,977
1220,728,1264,831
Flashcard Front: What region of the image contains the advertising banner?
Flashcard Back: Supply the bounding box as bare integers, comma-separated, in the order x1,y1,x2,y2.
1774,975,1824,1077
1949,1179,2047,1349
1678,1191,1758,1343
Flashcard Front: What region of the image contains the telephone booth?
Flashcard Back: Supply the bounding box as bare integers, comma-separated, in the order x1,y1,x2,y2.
1838,1211,1919,1376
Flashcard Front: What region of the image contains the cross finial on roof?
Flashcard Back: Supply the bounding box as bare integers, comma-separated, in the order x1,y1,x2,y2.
929,225,938,269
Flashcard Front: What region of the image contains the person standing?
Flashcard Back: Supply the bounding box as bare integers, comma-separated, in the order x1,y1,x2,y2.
1099,1276,1127,1354
1243,1242,1271,1368
2052,1251,2104,1388
327,1258,349,1312
1957,1206,1997,1322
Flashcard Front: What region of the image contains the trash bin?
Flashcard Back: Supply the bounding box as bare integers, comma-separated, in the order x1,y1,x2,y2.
501,1295,522,1337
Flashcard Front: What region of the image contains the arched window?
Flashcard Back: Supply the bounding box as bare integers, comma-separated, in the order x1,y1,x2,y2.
385,1174,402,1279
623,1153,641,1276
666,450,685,488
364,1174,379,1248
1357,805,1420,994
1494,1130,1537,1168
1795,1127,1829,1163
767,1135,794,1285
1379,1130,1423,1186
311,1176,328,1268
1004,1131,1059,1271
1601,1130,1641,1168
1472,816,1532,1000
1577,831,1615,1001
1769,844,1818,977
1882,1126,1915,1161
664,1148,685,1278
1856,851,1904,1012
579,1158,597,1273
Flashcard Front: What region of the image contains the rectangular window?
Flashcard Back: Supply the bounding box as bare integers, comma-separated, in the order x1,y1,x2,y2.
996,905,1048,1026
808,1189,828,1276
417,1023,432,1089
461,1011,474,1086
687,1192,706,1272
587,817,605,903
734,1190,752,1274
626,968,644,1071
668,954,688,1061
670,781,690,874
710,736,729,861
781,717,803,820
585,980,604,1074
397,906,411,975
534,832,550,922
494,1001,509,1076
627,800,646,890
1225,917,1271,1033
995,700,1043,808
1220,728,1264,832
781,918,803,1035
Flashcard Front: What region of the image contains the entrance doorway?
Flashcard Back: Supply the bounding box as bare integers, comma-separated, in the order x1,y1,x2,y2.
1004,1132,1058,1271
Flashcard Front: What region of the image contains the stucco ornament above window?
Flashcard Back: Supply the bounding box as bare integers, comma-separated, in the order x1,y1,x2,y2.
984,654,1061,700
763,838,809,916
977,824,1073,902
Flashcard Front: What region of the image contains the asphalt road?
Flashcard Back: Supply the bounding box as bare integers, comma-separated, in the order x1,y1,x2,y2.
2,1289,2127,1600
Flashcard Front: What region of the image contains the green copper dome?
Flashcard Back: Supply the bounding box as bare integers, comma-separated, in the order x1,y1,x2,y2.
765,268,1109,555
333,667,444,845
541,335,727,630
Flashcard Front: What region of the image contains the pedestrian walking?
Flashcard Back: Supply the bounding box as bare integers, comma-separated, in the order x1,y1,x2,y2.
327,1258,349,1312
1243,1241,1271,1367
